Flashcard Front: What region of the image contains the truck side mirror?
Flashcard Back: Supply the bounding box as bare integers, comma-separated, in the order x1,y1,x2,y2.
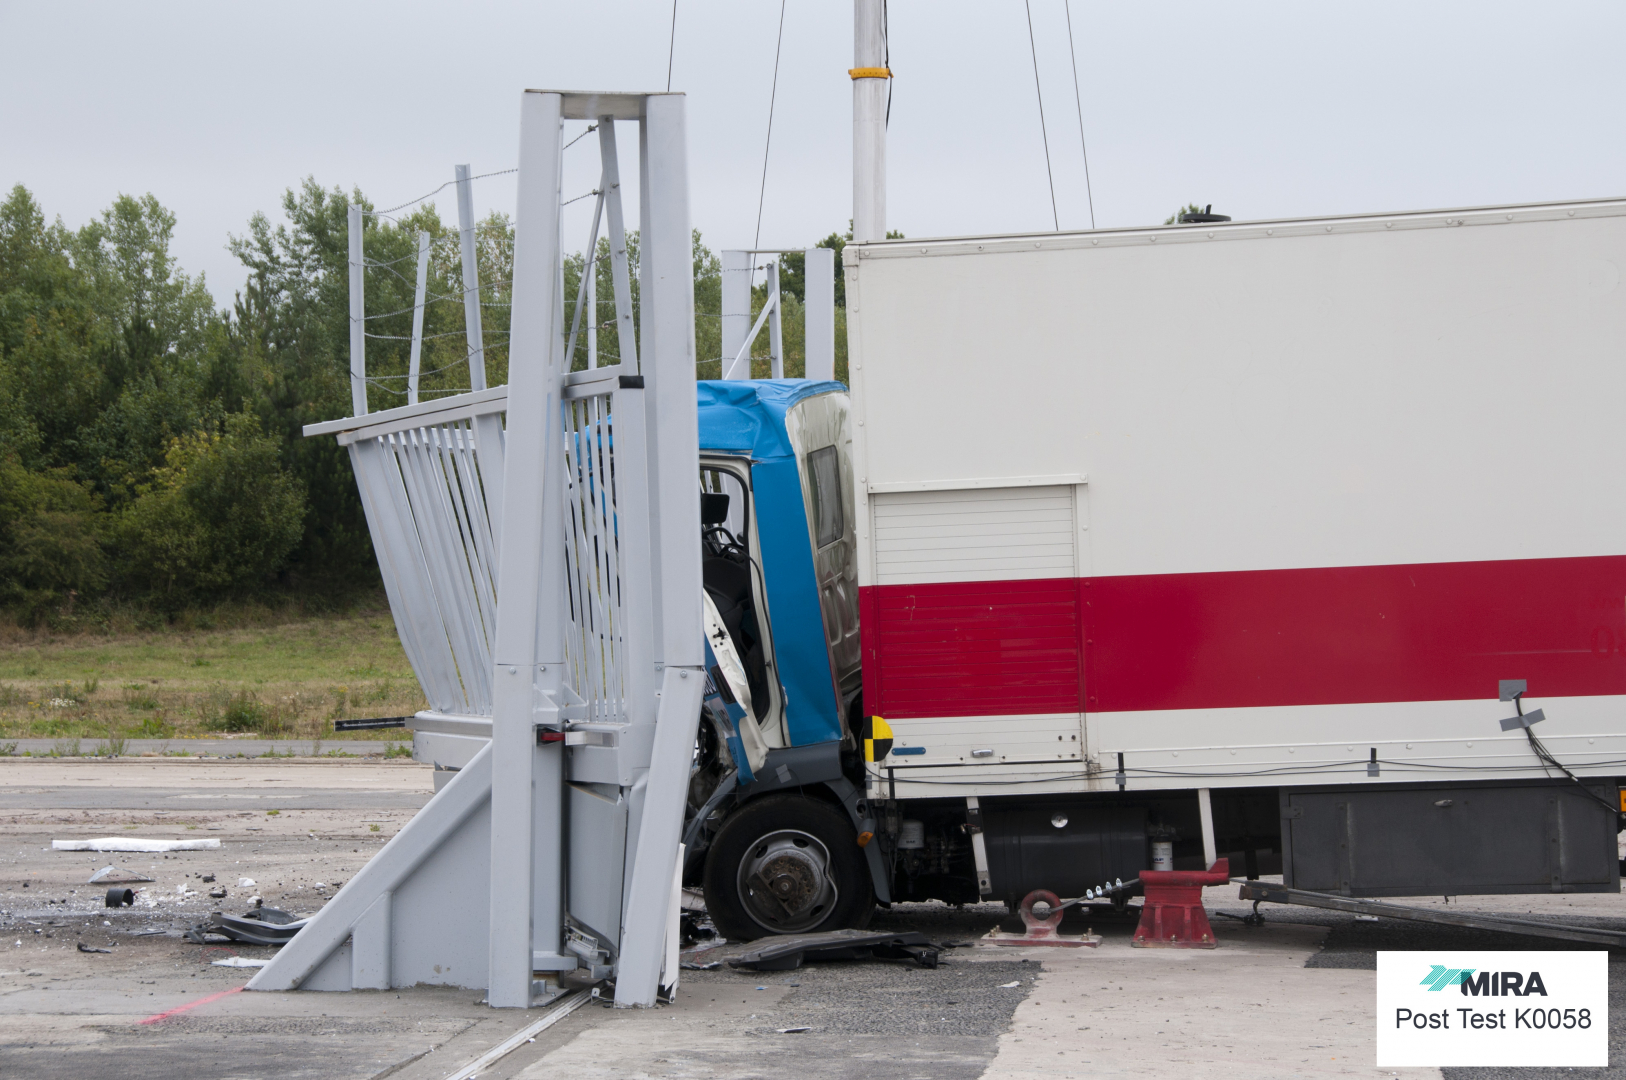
701,492,731,526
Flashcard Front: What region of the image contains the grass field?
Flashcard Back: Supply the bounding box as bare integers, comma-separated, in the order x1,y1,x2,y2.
0,600,425,748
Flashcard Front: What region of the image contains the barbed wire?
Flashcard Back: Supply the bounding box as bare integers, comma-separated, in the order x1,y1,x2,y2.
362,247,440,269
362,265,513,305
360,355,485,382
362,168,519,219
362,292,471,322
364,329,512,342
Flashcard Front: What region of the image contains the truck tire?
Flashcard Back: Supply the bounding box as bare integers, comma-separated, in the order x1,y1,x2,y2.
703,794,875,941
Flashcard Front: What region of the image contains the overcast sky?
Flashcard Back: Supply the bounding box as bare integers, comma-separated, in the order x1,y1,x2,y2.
3,0,1623,305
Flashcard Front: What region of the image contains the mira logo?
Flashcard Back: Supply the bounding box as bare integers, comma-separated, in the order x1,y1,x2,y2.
1381,952,1605,1068
1421,965,1549,997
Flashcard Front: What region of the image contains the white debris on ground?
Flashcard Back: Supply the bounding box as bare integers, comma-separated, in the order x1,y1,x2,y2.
53,838,221,852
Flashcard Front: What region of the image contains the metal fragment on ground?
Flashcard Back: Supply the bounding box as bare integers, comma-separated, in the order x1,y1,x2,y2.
184,907,306,946
87,865,153,884
725,929,942,971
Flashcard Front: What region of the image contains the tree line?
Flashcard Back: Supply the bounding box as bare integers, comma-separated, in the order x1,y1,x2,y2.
0,180,853,624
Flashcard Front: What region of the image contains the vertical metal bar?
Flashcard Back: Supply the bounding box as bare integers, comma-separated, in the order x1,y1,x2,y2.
562,183,607,374
455,168,506,557
588,394,629,721
407,230,431,405
1198,788,1218,870
458,165,506,554
598,120,638,371
636,115,663,644
617,92,704,1009
430,426,496,690
967,795,993,896
448,422,500,653
852,0,888,243
558,402,587,706
609,385,656,728
720,249,751,379
587,241,598,369
767,259,783,379
456,164,488,392
489,90,568,1008
803,246,835,381
348,204,368,416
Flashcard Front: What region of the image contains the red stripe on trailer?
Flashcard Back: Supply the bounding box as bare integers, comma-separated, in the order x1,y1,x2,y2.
861,577,1085,718
860,554,1626,718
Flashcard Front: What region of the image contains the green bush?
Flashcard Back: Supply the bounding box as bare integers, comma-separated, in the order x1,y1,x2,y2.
0,458,107,620
118,413,305,605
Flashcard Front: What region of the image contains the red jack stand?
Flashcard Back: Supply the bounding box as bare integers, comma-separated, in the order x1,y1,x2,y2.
1132,858,1230,948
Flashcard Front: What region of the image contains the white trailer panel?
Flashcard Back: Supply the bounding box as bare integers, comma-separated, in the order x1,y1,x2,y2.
845,199,1626,797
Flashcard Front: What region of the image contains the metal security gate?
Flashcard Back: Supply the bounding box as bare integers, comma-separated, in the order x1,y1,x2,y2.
253,89,702,1009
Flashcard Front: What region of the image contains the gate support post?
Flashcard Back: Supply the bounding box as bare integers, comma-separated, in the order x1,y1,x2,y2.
488,88,570,1009
616,91,704,1008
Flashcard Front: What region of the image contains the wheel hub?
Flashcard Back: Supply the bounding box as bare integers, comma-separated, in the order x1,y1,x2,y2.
738,830,839,933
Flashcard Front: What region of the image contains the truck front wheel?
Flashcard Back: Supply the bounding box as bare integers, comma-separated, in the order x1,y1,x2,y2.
703,794,875,941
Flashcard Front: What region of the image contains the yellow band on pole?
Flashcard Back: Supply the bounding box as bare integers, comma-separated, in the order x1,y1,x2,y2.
849,67,892,79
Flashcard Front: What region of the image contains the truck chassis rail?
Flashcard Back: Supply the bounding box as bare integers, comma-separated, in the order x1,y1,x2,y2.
1237,881,1626,949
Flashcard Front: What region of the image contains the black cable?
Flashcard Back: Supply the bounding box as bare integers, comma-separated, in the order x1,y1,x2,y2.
753,0,788,253
1062,0,1096,229
883,0,892,129
1523,726,1623,819
875,754,1626,787
362,168,517,218
666,0,679,92
1023,0,1060,231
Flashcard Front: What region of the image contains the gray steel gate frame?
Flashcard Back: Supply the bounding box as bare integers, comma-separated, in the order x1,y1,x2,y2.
252,90,702,1009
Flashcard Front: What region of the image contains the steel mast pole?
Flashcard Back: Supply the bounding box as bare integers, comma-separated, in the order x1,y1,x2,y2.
347,204,368,416
852,0,888,243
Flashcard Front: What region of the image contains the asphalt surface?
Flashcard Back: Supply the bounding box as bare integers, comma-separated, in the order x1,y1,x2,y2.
0,785,431,811
6,757,1626,1079
0,758,433,812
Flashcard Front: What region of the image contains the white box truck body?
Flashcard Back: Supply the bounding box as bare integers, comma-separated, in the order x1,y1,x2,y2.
846,197,1626,797
829,199,1625,902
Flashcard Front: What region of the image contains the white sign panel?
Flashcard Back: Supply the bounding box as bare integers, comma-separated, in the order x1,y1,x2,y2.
1377,951,1607,1067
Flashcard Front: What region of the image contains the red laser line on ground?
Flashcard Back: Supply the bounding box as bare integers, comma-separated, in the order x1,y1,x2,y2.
138,984,245,1024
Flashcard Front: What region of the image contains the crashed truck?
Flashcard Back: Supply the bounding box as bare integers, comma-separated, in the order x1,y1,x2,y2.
258,93,1626,1009
408,193,1626,942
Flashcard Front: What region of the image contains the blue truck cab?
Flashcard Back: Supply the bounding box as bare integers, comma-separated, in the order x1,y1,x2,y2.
684,379,882,938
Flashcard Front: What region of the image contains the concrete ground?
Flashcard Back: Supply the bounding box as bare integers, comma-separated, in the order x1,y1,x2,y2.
2,757,1624,1079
